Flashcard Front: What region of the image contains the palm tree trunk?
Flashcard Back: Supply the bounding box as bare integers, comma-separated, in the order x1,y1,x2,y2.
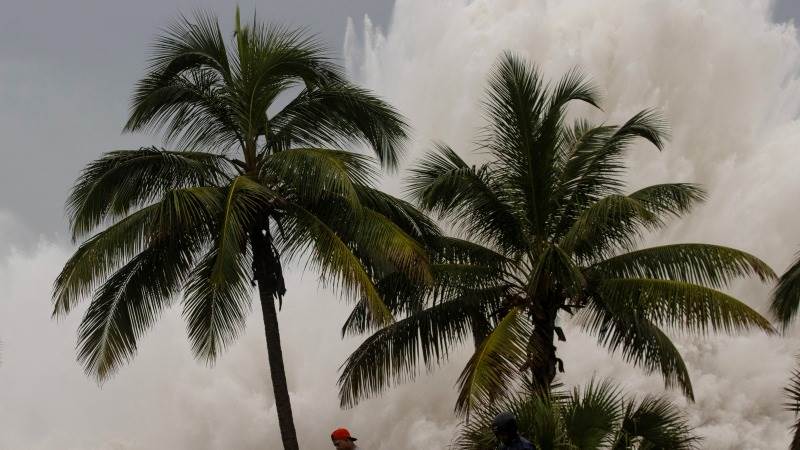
251,227,299,450
530,306,558,393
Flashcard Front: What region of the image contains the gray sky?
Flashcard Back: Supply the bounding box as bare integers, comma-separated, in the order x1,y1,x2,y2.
775,0,800,22
0,0,796,241
0,0,393,243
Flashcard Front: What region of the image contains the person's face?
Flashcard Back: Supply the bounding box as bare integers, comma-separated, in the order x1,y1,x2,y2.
332,438,356,450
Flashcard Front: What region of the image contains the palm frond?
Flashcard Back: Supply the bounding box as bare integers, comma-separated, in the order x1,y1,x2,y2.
233,22,345,148
407,143,527,253
427,236,511,268
232,19,341,91
77,231,202,380
786,365,800,450
561,379,623,449
524,67,600,235
453,378,697,450
55,186,224,317
596,278,775,335
592,244,776,289
554,122,619,203
353,184,440,242
130,68,243,151
481,52,550,236
772,253,800,331
350,208,432,283
287,191,434,290
279,203,393,326
337,289,496,408
268,82,408,169
614,394,701,450
456,307,532,417
554,111,669,235
182,247,253,362
579,300,694,399
182,176,275,361
560,194,661,260
261,147,375,207
125,12,241,149
628,183,706,219
67,148,231,240
141,11,233,86
54,204,160,317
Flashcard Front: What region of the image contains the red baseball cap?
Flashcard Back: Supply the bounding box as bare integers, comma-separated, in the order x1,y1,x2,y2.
331,428,357,441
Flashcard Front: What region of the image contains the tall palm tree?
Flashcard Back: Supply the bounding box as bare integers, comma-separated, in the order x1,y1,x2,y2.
785,363,800,450
52,10,433,450
772,253,800,449
772,253,800,331
338,52,776,416
453,379,701,450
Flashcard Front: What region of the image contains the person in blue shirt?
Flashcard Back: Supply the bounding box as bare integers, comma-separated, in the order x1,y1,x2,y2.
492,412,533,450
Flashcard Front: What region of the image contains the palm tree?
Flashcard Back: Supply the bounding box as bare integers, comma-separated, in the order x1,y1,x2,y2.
772,253,800,331
52,10,433,450
771,253,800,449
453,379,701,450
338,52,777,415
785,363,800,450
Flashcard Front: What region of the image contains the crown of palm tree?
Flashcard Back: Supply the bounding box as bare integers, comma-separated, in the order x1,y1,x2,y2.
454,379,701,450
338,52,776,416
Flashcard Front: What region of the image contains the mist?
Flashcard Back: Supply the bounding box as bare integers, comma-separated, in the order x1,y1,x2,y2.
2,0,800,449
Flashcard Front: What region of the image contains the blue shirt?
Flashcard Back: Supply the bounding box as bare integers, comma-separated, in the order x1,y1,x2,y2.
499,436,534,450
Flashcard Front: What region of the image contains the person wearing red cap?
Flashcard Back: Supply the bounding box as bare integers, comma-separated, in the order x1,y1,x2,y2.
331,428,361,450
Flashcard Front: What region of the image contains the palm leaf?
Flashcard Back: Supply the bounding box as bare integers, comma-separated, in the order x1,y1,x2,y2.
772,253,800,331
337,290,494,408
279,203,393,326
353,184,440,241
67,148,231,240
77,231,202,380
268,82,408,169
786,365,800,450
613,394,701,450
138,11,232,86
592,244,775,289
407,143,528,253
554,111,669,235
347,207,432,284
55,204,160,317
125,12,238,148
453,379,697,450
561,379,623,449
456,307,532,416
182,247,253,362
596,278,775,335
260,147,374,207
560,194,661,260
452,391,566,450
579,299,694,399
182,176,276,361
629,183,706,219
427,236,512,267
55,186,224,317
129,69,242,152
